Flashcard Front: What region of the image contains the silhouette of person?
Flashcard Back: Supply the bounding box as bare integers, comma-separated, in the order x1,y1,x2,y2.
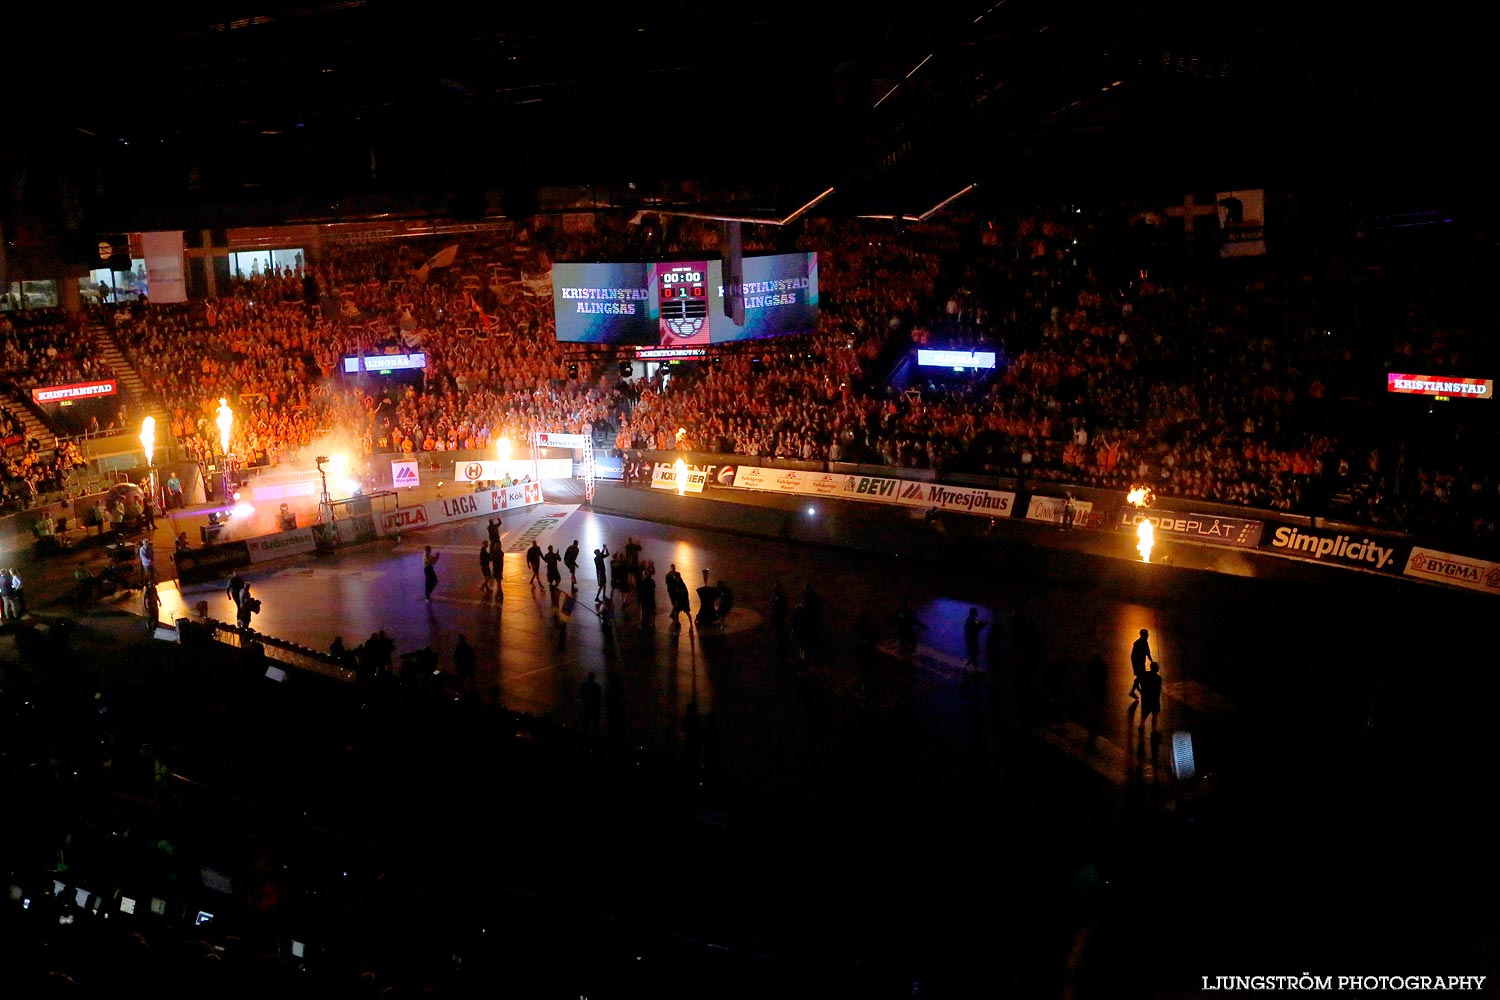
1138,660,1163,732
423,545,440,601
563,539,580,587
526,540,543,589
454,634,476,694
1129,628,1153,701
895,601,926,656
963,607,989,672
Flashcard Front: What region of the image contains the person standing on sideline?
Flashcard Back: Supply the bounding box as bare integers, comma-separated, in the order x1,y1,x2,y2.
963,607,989,672
236,584,258,630
9,568,24,617
423,545,440,602
593,544,610,602
563,540,580,588
143,582,161,635
142,492,158,531
525,540,543,589
1061,492,1076,530
478,541,496,597
0,569,14,621
138,538,156,588
1128,628,1154,701
166,471,183,510
580,671,602,739
227,570,246,608
1138,660,1163,732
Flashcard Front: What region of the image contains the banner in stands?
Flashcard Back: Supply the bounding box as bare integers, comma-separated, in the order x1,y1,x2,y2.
1386,373,1492,399
651,462,709,493
1116,509,1265,548
536,432,590,449
32,379,117,403
377,482,542,535
391,460,420,487
244,527,318,564
1026,495,1095,524
719,465,1014,517
1263,524,1408,573
174,540,251,583
142,230,188,303
1216,188,1266,258
1403,547,1500,595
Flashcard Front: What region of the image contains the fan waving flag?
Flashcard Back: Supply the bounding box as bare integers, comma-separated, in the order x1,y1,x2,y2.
471,294,493,330
412,243,460,283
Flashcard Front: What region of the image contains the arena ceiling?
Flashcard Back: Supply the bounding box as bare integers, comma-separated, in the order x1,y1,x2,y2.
2,2,1490,233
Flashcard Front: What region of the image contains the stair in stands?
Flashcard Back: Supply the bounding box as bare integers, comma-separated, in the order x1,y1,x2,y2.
93,324,173,441
1,385,59,448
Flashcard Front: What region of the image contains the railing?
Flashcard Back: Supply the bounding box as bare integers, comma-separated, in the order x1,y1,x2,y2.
186,615,358,685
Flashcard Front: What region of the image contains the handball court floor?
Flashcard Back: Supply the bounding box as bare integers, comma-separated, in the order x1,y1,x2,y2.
141,500,1499,996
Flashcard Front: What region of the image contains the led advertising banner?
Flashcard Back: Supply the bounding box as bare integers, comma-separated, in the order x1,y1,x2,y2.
553,253,818,346
342,353,427,374
1386,373,1492,399
33,379,118,403
917,349,997,370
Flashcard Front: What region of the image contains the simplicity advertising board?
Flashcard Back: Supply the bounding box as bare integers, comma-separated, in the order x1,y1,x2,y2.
1263,524,1408,574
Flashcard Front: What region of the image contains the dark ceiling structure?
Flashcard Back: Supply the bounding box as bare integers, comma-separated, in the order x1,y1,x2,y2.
1,2,1491,236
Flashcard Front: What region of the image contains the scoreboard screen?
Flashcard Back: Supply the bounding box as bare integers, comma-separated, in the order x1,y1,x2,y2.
654,262,712,347
553,253,818,346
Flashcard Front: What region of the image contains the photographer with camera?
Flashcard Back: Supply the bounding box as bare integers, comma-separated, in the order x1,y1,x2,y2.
236,582,261,630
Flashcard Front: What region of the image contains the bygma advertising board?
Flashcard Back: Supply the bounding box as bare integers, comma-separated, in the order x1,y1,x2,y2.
553,253,818,346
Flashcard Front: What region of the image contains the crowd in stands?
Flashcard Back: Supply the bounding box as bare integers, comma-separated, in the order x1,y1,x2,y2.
79,203,1499,553
1,310,115,390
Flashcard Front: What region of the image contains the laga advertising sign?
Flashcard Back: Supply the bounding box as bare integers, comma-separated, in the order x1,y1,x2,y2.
1117,510,1265,548
1386,374,1492,399
376,483,544,535
1403,547,1500,595
32,379,118,404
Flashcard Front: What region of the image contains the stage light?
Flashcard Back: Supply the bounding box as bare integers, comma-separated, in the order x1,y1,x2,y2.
807,506,816,516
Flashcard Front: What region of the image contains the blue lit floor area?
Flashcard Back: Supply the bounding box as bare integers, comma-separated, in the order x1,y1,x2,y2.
7,503,1497,998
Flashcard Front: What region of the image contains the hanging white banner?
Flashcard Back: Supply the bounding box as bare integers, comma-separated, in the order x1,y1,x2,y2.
142,231,188,303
